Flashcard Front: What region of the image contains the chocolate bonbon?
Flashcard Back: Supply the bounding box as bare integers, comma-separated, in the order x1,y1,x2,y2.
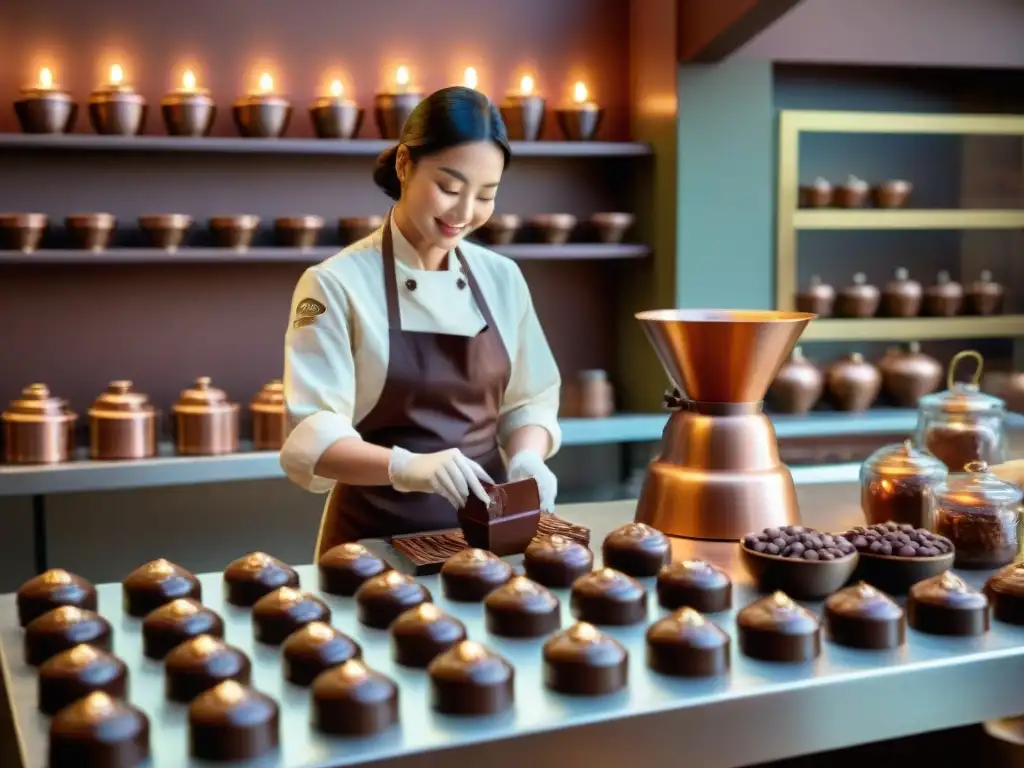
38,644,128,716
985,562,1024,625
427,640,514,716
601,522,670,577
440,548,513,602
25,606,113,666
223,552,300,607
656,560,731,613
355,570,432,629
141,598,224,660
318,543,387,597
523,534,594,587
484,576,561,638
390,603,467,668
122,558,201,617
252,586,331,645
165,634,252,702
48,692,149,768
17,568,97,627
283,621,361,686
823,582,905,649
543,622,628,695
907,571,990,636
570,568,647,626
312,660,399,736
737,591,821,662
188,681,279,761
646,608,730,678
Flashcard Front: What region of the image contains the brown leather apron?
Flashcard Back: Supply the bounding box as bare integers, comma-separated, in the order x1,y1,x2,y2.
315,214,511,557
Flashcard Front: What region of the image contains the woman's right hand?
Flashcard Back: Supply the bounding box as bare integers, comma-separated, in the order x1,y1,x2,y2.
388,446,494,508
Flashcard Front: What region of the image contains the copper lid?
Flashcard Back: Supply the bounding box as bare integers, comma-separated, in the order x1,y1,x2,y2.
936,461,1023,510
928,271,963,296
842,272,877,296
801,275,835,298
174,376,237,415
861,439,947,481
2,383,77,424
88,380,155,418
251,379,285,414
918,350,1004,414
970,270,1003,294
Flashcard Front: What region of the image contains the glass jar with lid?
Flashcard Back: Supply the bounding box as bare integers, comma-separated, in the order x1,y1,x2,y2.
934,461,1023,569
914,349,1007,471
860,440,948,530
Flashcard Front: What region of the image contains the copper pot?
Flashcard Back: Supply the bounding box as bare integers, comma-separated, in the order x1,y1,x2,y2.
88,381,158,460
767,347,824,415
309,98,363,139
0,213,48,253
232,95,292,138
173,376,239,456
795,275,835,317
339,216,384,244
799,179,832,208
562,369,615,419
210,215,260,251
2,384,77,464
139,214,192,251
836,273,880,318
529,213,577,245
66,213,116,252
881,266,923,317
251,379,287,451
924,271,963,317
835,176,869,208
589,212,635,244
871,180,912,209
879,341,943,408
477,214,521,246
555,106,603,141
827,353,881,412
275,216,324,249
967,270,1004,316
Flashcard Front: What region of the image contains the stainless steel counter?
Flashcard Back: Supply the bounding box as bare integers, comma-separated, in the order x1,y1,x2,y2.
3,498,1024,768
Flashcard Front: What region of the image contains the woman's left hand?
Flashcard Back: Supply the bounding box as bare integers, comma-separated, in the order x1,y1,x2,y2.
507,449,558,512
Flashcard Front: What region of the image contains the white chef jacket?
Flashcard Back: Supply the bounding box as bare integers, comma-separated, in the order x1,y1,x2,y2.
279,219,562,494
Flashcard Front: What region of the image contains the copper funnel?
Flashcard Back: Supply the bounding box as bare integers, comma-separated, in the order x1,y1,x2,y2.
635,309,814,403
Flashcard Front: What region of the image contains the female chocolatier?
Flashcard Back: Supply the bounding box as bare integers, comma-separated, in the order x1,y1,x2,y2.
279,86,562,558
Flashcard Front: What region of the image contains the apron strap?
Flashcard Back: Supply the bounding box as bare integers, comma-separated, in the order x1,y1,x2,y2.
454,248,499,331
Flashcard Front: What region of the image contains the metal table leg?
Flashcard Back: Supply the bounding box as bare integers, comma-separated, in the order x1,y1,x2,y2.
31,494,48,574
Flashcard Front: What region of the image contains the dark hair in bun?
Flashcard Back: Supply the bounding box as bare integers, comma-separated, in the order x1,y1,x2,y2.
373,86,512,201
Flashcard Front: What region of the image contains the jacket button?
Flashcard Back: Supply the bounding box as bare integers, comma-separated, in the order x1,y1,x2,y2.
405,278,417,291
456,278,467,290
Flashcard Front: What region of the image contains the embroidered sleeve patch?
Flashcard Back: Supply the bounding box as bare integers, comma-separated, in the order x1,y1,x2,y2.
293,297,326,328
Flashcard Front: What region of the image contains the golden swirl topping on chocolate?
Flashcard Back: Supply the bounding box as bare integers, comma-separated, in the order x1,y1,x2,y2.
43,569,73,585
168,598,199,618
213,680,246,704
338,659,369,682
678,607,706,627
568,622,600,644
940,571,967,592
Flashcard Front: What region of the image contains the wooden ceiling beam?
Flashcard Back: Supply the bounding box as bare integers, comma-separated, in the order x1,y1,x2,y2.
677,0,805,62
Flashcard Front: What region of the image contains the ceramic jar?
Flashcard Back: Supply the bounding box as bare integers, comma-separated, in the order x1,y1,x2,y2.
172,377,240,456
836,273,880,318
826,353,881,412
966,270,1004,316
795,275,835,317
88,381,158,460
881,267,922,317
251,379,287,451
879,342,943,408
766,347,824,414
923,271,963,317
1,384,78,464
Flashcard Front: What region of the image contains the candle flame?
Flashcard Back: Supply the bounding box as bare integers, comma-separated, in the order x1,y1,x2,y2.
519,74,534,96
329,79,344,98
182,70,196,90
110,64,124,86
258,72,274,93
573,81,588,104
38,67,53,89
395,65,410,88
463,66,478,89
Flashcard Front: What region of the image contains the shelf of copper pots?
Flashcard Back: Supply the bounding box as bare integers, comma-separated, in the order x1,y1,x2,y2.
161,83,216,137
924,271,963,317
967,270,1004,316
795,275,835,317
66,213,116,252
209,215,260,251
835,175,869,208
476,214,521,246
836,273,880,318
1,383,78,464
766,347,824,415
309,89,363,140
589,212,635,244
251,379,286,451
88,76,147,136
500,93,545,142
374,89,423,141
15,78,77,134
879,342,942,408
798,178,832,208
871,179,912,209
339,215,384,244
233,89,292,139
556,101,603,142
881,267,922,317
275,216,324,250
172,376,240,456
139,214,193,252
528,213,577,245
88,380,158,460
0,213,48,253
826,353,881,412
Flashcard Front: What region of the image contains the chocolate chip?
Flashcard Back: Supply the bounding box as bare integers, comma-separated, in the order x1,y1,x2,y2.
841,523,953,559
744,525,854,560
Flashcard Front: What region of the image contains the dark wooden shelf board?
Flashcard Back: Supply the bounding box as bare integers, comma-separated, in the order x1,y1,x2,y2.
0,133,652,158
0,244,651,265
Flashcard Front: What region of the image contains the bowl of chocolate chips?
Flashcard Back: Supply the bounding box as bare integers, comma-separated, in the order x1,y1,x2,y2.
740,526,858,600
842,522,954,595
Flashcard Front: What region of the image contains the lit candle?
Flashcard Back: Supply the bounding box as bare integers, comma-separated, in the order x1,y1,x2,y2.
555,78,604,141
463,66,478,90
162,67,215,137
499,73,546,141
519,74,535,96
394,65,411,93
254,71,275,96
571,80,597,110
88,62,146,136
233,69,292,138
374,65,423,140
310,76,363,140
37,67,55,91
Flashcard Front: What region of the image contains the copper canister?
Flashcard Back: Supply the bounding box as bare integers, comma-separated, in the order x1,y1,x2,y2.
173,377,239,456
251,379,287,451
1,384,78,464
88,381,158,460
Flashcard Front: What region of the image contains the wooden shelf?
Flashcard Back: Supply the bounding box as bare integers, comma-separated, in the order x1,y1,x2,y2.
794,209,1024,230
0,133,653,158
802,315,1024,342
0,244,651,265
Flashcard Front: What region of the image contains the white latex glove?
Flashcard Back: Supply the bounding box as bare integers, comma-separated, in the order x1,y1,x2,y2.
388,446,494,509
507,449,558,513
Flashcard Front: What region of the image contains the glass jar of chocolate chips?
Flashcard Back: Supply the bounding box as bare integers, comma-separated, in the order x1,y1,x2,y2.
914,350,1007,472
935,461,1023,569
861,440,947,530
